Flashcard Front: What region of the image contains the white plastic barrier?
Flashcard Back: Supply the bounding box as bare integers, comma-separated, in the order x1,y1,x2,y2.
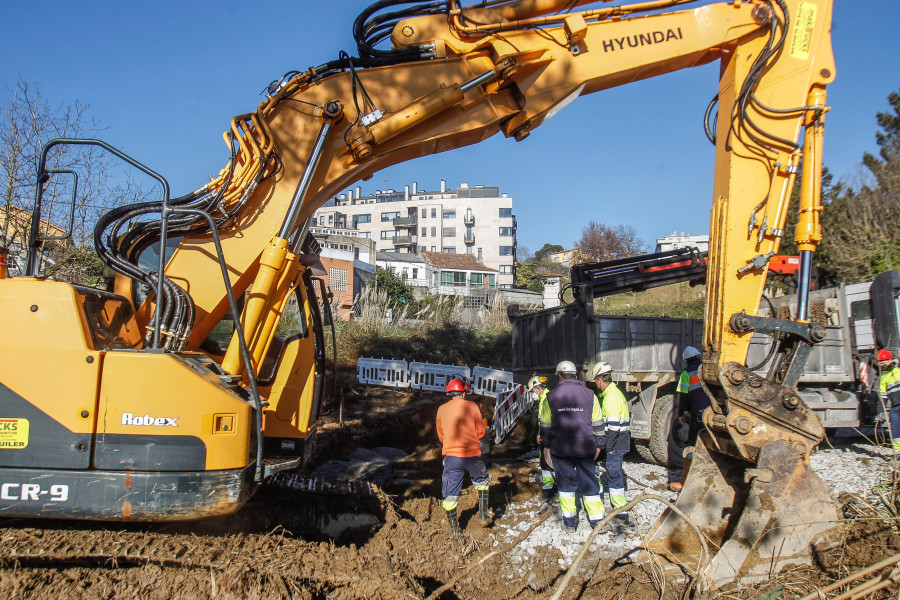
492,384,533,445
408,362,471,393
357,358,410,388
472,366,515,398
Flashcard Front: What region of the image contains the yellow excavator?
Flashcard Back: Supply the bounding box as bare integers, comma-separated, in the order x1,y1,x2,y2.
0,0,836,586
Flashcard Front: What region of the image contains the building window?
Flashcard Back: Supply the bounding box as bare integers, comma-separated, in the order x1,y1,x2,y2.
358,231,370,238
421,227,427,237
311,217,317,226
477,248,483,261
499,227,513,236
353,214,371,226
466,246,473,255
471,273,496,288
499,207,512,217
328,214,333,224
431,208,437,218
442,209,456,219
431,227,437,237
499,246,513,256
381,211,400,222
421,208,427,218
412,267,418,279
442,247,456,253
431,246,436,252
442,227,456,237
440,271,466,286
463,295,486,309
329,267,348,292
499,265,514,274
381,230,399,240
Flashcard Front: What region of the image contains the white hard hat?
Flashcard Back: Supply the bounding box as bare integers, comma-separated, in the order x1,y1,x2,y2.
527,375,548,389
591,362,613,379
683,346,701,360
556,360,577,374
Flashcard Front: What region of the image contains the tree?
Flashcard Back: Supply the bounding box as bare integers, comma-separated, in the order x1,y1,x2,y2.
815,88,900,283
515,242,566,293
0,78,130,278
369,266,415,307
534,243,563,262
574,221,645,262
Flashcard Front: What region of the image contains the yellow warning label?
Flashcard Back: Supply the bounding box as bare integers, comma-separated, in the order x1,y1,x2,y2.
790,2,817,60
0,419,29,449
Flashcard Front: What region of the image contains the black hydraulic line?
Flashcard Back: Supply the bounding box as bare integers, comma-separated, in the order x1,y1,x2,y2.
704,94,718,145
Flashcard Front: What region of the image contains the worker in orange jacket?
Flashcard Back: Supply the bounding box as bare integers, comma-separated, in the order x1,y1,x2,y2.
436,376,490,533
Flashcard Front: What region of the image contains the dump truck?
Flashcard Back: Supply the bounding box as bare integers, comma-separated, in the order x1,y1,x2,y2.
511,261,900,467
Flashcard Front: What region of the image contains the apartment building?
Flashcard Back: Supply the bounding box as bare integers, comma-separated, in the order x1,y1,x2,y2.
312,179,517,287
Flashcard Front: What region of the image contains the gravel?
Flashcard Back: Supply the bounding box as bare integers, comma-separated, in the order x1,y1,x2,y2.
492,432,895,575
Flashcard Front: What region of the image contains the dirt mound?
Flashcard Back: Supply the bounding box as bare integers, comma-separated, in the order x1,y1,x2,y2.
1,384,897,600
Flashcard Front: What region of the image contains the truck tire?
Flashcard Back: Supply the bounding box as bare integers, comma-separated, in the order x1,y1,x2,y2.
634,441,656,464
648,394,687,468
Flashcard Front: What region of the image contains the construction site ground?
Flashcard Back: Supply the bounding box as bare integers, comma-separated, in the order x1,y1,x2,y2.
0,383,897,600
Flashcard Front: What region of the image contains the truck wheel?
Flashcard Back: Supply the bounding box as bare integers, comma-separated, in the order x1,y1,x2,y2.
634,441,656,464
648,394,687,468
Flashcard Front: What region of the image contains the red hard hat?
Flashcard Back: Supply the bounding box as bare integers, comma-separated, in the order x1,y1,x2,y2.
878,349,893,362
445,376,470,394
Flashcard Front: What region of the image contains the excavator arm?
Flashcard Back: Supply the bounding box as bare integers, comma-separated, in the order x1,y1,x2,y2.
3,0,839,582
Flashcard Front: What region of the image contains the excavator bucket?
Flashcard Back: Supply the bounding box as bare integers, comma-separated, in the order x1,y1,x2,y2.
646,439,843,587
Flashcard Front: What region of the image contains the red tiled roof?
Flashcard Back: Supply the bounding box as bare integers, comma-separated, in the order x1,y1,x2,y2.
420,251,496,271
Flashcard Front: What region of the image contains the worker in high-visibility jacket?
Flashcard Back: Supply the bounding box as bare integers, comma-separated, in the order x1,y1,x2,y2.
670,346,712,492
591,362,632,525
531,375,556,514
877,349,900,451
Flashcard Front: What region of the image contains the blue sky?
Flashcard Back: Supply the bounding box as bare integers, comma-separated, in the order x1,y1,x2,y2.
2,1,897,254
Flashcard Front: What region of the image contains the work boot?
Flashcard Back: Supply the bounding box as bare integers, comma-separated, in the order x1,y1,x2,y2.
538,488,554,514
446,508,460,534
478,489,491,523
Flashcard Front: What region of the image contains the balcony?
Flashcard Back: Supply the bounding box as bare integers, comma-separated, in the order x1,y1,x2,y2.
464,233,475,246
464,211,475,226
393,235,417,247
392,215,417,228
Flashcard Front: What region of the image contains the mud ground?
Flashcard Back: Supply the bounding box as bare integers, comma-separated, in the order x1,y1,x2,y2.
0,384,897,600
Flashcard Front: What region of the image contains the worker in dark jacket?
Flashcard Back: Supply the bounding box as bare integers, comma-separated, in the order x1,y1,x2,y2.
544,360,605,533
592,362,631,524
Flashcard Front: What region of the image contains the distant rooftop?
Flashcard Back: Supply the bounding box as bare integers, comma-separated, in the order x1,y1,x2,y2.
421,251,496,272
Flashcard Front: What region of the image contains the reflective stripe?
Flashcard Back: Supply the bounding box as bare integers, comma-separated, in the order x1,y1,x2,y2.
606,424,630,432
583,495,605,520
609,487,625,496
442,498,459,510
559,491,577,517
541,469,555,488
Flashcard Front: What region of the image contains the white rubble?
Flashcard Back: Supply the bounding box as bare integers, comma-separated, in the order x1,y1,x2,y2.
493,433,895,577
